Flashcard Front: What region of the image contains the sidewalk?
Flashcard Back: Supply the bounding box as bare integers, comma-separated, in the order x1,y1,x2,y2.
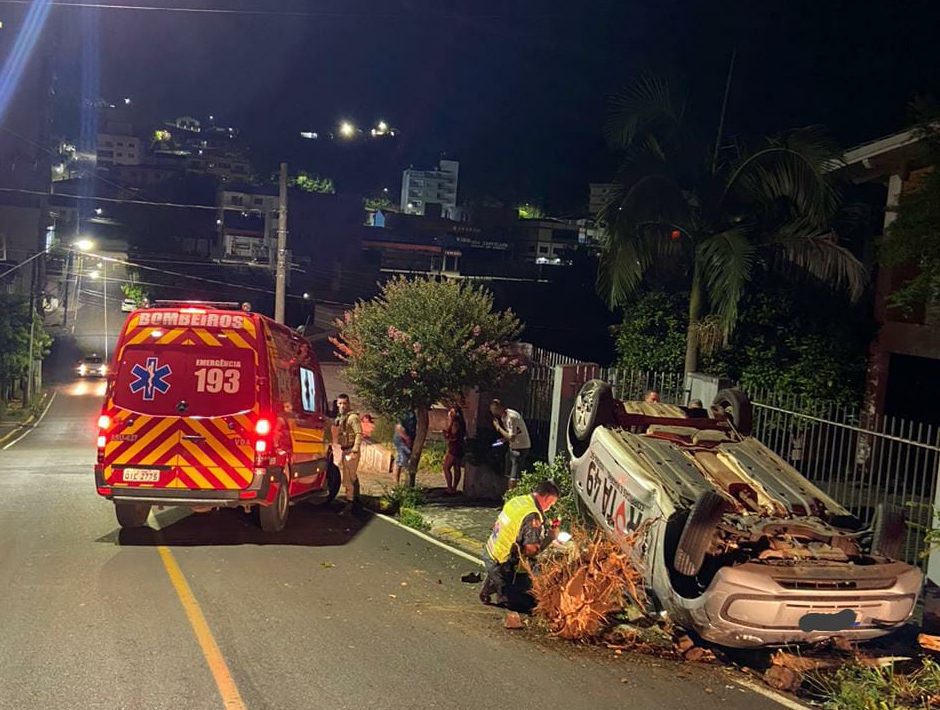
357,442,498,558
0,391,51,448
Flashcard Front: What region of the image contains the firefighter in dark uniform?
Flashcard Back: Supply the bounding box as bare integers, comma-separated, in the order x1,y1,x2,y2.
480,480,560,606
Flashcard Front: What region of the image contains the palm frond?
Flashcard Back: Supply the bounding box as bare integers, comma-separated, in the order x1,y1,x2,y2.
596,176,690,307
697,228,756,337
604,73,685,151
772,232,868,302
722,127,842,228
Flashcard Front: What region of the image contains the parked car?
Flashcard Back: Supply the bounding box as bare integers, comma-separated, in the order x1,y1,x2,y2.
120,298,137,313
77,354,107,378
94,300,341,531
568,380,923,648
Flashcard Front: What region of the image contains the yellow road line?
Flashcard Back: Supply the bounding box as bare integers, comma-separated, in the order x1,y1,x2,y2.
157,546,247,710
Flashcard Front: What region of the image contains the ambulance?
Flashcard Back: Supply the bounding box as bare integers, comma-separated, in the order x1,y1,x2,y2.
94,301,340,531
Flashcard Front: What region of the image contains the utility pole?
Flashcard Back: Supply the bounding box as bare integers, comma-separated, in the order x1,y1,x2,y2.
711,48,737,172
274,161,288,323
102,260,109,363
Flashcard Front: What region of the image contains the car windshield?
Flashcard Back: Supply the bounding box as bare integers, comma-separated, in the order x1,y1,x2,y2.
83,356,103,364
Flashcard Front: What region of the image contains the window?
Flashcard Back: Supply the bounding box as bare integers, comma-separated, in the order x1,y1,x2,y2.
299,367,317,413
231,195,244,206
253,197,263,206
538,245,549,254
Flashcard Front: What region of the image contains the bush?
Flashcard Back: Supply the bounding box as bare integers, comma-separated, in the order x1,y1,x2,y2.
384,484,425,511
505,456,577,526
809,657,940,710
417,439,446,473
399,507,431,532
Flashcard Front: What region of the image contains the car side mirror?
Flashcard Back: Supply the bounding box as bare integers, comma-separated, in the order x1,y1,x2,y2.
326,403,338,419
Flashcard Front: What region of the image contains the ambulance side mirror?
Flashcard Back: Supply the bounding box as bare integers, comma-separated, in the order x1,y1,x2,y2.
327,401,338,418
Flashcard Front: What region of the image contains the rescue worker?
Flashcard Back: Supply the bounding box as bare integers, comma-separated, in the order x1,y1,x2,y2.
480,480,560,606
334,393,362,514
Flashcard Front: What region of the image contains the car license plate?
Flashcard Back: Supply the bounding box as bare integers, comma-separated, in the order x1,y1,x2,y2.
122,468,160,483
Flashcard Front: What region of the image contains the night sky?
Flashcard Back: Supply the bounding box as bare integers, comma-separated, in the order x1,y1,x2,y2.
43,0,940,211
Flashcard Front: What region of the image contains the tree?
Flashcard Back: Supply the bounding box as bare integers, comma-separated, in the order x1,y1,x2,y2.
121,276,149,305
331,277,524,486
882,111,940,312
613,280,872,404
290,171,335,194
0,296,52,402
598,74,867,375
517,202,545,219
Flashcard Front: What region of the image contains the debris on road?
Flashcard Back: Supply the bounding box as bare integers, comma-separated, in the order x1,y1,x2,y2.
504,612,525,630
461,571,482,583
526,527,646,641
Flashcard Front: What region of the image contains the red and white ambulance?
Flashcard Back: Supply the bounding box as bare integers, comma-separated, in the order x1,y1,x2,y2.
94,301,340,531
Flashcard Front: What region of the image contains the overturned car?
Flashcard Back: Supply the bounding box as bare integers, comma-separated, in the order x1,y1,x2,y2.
568,381,923,648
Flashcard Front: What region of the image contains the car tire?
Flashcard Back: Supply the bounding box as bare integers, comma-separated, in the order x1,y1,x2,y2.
115,502,151,528
674,491,727,576
871,503,906,560
259,473,289,532
711,388,753,436
571,379,614,443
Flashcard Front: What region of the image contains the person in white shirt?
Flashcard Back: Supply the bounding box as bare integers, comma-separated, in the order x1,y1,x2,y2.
490,399,531,490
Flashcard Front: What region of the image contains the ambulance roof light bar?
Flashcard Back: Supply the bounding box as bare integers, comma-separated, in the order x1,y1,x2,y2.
149,300,250,312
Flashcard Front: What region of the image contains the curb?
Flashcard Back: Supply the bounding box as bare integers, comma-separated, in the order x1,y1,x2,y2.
0,391,54,451
0,392,49,448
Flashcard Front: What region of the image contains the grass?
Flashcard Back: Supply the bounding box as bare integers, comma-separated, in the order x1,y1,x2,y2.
399,507,431,532
807,657,940,709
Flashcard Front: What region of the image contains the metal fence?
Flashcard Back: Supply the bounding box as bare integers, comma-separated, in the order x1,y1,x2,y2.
521,346,584,458
750,388,940,569
600,367,687,404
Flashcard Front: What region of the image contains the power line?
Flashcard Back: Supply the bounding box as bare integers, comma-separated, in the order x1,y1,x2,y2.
0,1,543,20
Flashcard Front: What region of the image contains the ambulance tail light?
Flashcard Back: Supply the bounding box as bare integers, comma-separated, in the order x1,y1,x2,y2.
96,414,111,462
254,416,273,464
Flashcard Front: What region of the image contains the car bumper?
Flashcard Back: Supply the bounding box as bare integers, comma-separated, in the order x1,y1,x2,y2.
94,465,275,507
690,561,923,648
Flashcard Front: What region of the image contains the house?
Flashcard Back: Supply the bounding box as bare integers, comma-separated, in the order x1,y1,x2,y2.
839,128,940,425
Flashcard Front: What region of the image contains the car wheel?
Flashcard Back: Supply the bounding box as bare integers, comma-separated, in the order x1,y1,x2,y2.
259,473,289,532
571,379,614,442
674,490,727,576
711,388,753,436
115,502,151,528
871,503,906,560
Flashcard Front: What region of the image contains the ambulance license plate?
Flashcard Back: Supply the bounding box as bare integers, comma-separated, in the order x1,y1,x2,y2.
122,468,160,483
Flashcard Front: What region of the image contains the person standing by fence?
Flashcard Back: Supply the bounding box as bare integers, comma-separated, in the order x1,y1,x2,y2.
442,406,466,495
490,399,531,490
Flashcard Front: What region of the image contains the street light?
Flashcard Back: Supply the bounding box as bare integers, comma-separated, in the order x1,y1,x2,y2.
377,120,388,133
75,238,94,252
339,121,356,139
88,270,101,280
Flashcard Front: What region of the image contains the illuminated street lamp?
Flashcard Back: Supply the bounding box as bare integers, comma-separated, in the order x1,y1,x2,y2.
377,120,388,133
88,270,101,280
75,238,94,252
338,121,356,139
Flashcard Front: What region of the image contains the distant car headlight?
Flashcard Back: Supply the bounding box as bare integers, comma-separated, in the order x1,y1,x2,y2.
79,365,87,375
100,364,108,376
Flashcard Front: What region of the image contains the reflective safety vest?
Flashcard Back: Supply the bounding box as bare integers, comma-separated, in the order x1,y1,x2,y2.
485,494,543,564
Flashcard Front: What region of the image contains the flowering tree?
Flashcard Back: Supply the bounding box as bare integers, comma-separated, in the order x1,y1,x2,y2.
331,277,524,486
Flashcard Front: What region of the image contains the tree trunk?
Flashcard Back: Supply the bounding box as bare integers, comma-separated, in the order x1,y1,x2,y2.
407,405,430,488
684,265,704,376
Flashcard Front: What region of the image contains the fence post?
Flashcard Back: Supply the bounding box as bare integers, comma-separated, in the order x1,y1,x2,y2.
548,363,599,461
925,435,940,633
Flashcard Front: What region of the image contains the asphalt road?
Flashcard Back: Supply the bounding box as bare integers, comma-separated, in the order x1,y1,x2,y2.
0,384,793,710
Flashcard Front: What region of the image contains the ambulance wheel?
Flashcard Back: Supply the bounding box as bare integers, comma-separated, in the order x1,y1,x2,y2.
115,502,151,528
325,462,342,503
259,475,289,532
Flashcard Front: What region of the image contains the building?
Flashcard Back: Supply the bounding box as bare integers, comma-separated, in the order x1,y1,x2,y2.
588,182,616,217
839,128,940,425
513,218,580,264
400,159,459,218
96,133,142,166
217,183,278,263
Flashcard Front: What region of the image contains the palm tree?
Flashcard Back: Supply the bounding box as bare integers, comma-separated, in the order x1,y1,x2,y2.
598,75,867,375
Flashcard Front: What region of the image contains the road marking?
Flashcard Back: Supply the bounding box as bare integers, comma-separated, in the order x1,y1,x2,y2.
1,391,57,450
375,512,484,567
157,546,247,710
726,673,808,709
